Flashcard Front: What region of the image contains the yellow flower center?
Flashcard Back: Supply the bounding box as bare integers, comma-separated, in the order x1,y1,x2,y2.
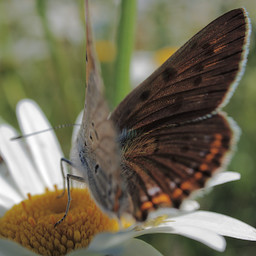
0,187,119,256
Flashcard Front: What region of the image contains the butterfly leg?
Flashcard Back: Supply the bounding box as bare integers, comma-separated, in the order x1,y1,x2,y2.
57,157,72,198
54,158,86,227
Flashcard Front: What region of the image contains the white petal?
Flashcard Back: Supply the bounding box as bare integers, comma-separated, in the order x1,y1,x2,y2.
0,175,22,209
0,205,8,217
172,211,256,241
88,228,164,254
148,202,199,220
71,111,83,144
206,171,241,187
0,239,39,256
0,160,23,205
131,210,256,251
16,99,64,188
88,230,136,252
180,199,200,212
148,207,183,219
0,159,8,174
129,223,226,252
122,238,163,256
67,250,103,256
88,212,227,253
0,125,44,197
169,226,226,251
70,238,163,256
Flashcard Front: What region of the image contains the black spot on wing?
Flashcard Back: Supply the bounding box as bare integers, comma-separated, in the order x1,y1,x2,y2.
162,67,177,83
171,156,177,163
205,47,215,56
202,42,215,56
194,63,204,72
124,108,132,118
202,42,211,49
193,76,202,86
139,90,151,101
181,145,189,153
173,94,184,112
190,41,198,50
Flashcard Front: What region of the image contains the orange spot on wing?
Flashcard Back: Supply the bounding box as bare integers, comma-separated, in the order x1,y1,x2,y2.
204,133,223,162
181,181,194,190
205,153,214,162
210,148,219,154
141,201,153,211
172,188,183,199
195,172,203,180
215,134,222,140
200,163,208,171
152,193,171,205
212,140,221,148
212,134,222,147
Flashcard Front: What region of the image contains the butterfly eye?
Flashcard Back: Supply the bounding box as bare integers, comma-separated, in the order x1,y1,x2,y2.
94,164,99,174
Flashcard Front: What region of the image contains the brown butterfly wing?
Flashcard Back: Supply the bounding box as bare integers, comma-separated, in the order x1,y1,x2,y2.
72,0,126,214
121,113,236,220
111,8,250,132
111,9,250,220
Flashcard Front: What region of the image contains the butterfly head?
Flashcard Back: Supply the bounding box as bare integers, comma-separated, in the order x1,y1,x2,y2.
71,130,131,218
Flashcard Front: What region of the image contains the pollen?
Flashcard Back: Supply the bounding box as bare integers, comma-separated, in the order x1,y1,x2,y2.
0,188,120,256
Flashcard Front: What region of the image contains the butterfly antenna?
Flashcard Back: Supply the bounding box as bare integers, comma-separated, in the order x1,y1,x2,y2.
10,123,81,141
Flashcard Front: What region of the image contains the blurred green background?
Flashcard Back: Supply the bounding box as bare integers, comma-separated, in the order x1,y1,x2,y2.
0,0,255,255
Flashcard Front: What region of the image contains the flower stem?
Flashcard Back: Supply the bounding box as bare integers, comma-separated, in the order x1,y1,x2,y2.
112,0,137,107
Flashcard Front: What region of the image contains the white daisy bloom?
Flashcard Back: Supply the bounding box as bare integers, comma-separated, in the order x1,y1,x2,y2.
0,99,255,256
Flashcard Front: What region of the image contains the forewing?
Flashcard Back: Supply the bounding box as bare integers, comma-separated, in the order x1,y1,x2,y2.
74,0,122,212
82,0,120,175
111,8,250,132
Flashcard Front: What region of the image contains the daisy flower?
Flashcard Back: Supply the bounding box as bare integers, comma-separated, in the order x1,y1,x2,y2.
0,99,255,256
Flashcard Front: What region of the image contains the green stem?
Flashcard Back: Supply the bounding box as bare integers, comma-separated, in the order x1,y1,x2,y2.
113,0,137,107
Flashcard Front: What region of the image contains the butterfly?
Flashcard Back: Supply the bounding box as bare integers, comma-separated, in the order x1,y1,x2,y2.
62,1,251,224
